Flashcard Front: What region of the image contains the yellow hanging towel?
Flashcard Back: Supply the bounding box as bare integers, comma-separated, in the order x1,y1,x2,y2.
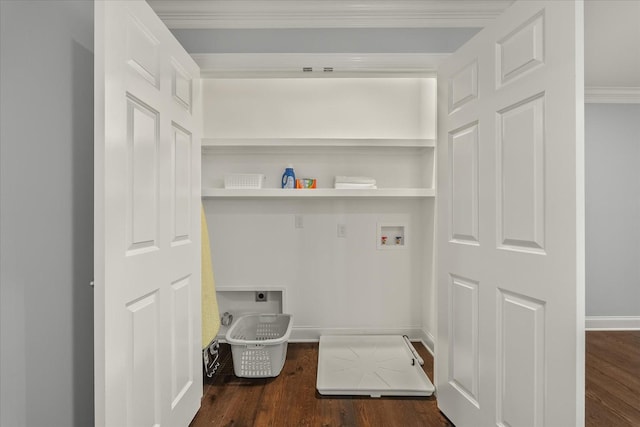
201,204,220,349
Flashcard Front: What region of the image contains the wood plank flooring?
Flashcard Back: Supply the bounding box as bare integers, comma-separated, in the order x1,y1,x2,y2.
190,341,452,427
585,331,640,427
191,331,640,427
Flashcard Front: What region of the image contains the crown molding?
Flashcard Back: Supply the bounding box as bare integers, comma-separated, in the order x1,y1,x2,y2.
585,87,640,104
148,1,513,29
192,53,447,78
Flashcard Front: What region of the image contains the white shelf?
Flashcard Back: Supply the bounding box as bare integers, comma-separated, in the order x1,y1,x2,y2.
201,188,435,198
202,138,435,149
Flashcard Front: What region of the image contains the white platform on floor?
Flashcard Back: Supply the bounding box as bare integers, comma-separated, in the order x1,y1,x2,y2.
316,335,435,397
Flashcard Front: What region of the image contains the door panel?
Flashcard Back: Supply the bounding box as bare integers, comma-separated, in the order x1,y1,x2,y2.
449,123,479,245
497,12,545,86
497,290,545,427
449,61,479,112
171,124,192,244
497,94,546,253
449,275,479,406
95,2,202,426
127,292,160,427
170,276,194,407
436,1,584,426
172,60,193,111
127,96,159,252
126,14,160,88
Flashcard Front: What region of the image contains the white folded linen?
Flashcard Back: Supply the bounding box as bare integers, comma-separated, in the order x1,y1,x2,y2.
334,183,377,189
334,175,376,185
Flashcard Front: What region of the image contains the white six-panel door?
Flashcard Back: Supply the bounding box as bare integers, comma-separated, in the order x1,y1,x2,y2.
94,1,202,426
436,1,585,426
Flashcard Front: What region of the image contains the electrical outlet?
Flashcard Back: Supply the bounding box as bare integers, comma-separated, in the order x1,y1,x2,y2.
255,291,267,302
295,214,303,229
337,224,347,238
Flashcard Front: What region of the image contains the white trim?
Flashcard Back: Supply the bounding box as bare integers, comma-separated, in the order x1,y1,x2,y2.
585,87,640,104
202,188,435,199
585,316,640,331
418,329,436,356
288,326,428,342
202,137,436,148
193,53,446,77
148,0,514,29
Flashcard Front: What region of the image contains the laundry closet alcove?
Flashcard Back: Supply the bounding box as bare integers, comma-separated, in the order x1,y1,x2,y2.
201,76,437,345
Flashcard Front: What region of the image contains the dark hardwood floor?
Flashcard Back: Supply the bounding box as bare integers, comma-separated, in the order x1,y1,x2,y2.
190,341,452,427
585,331,640,427
191,331,640,427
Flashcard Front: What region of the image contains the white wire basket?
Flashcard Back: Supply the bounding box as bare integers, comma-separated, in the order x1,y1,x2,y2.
225,313,293,378
224,173,266,189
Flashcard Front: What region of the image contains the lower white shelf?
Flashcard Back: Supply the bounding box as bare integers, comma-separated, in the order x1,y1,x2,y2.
201,188,435,198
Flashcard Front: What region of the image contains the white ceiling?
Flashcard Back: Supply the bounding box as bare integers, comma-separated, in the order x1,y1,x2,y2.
149,0,640,88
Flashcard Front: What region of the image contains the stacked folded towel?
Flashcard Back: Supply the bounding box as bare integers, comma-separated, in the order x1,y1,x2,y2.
334,176,377,189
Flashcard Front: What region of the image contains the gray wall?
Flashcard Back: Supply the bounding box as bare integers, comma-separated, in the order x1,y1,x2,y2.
585,104,640,316
171,27,480,53
0,1,95,426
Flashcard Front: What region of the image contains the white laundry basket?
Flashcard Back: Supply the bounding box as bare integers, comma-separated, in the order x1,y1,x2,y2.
225,313,293,378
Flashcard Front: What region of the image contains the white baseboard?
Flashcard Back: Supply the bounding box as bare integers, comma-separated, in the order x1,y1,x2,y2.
289,326,427,343
585,316,640,331
416,329,435,356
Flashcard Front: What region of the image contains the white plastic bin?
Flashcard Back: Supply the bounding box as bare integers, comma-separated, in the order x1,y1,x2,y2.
224,173,265,189
225,313,293,378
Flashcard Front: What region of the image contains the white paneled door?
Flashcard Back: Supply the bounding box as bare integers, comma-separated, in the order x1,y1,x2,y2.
94,1,202,426
436,1,584,426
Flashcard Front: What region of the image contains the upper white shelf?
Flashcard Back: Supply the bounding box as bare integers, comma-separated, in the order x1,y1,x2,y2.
201,138,435,149
202,188,435,198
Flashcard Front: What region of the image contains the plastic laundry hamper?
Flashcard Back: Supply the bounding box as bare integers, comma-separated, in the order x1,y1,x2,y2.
225,313,293,378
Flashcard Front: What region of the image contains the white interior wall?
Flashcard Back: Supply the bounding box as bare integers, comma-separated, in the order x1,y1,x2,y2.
203,78,436,139
0,1,95,426
205,199,433,339
202,147,434,190
202,78,436,341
